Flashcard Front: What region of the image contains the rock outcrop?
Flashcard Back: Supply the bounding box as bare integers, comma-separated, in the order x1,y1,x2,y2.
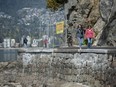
65,0,100,27
98,0,116,46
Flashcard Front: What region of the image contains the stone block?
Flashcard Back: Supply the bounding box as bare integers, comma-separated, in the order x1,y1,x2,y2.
112,61,116,67
63,68,72,75
64,75,73,82
71,75,78,82
71,68,78,75
39,57,50,63
86,61,93,67
16,85,22,87
94,80,101,87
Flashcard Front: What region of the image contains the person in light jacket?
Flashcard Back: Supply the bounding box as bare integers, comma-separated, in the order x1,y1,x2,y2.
85,25,95,48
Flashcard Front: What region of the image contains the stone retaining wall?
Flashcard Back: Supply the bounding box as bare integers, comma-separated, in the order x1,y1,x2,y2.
51,53,116,87
0,48,116,87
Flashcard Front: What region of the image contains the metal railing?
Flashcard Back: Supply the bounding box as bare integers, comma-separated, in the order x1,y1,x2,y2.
0,49,17,62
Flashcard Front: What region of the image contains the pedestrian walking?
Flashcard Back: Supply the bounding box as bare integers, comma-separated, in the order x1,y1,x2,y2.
67,32,73,47
42,35,48,48
85,25,95,48
23,37,28,47
43,39,48,48
76,24,84,49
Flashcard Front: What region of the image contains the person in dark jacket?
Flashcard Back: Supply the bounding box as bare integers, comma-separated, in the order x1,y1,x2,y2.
67,32,73,47
76,24,84,49
23,37,28,47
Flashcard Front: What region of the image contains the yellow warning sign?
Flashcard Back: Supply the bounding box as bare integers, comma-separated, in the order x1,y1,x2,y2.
56,21,64,34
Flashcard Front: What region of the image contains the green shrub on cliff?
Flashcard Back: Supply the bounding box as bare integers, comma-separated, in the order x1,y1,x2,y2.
46,0,68,10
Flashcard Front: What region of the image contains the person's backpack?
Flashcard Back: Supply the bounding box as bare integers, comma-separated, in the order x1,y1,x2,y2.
80,29,84,35
77,28,84,38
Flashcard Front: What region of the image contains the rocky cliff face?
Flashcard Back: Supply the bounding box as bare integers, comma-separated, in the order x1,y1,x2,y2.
65,0,116,46
98,0,116,46
65,0,100,27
